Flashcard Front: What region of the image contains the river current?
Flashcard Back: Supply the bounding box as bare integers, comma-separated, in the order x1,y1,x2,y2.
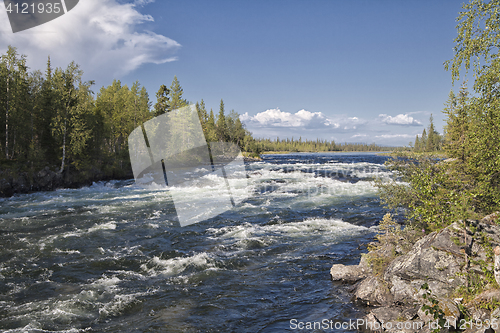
0,153,392,332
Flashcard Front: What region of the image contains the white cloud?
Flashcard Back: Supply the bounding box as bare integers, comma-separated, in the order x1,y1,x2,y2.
240,108,371,132
134,0,155,5
375,134,414,139
378,113,422,126
240,108,330,128
0,0,180,81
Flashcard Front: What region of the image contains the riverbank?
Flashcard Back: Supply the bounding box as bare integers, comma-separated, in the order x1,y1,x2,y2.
0,166,134,197
331,213,500,333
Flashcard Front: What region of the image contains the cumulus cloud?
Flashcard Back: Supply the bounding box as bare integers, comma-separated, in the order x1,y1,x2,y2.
240,108,370,132
240,109,331,128
0,0,180,81
378,113,422,126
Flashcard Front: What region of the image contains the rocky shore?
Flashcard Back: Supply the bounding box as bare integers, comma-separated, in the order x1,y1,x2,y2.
0,166,133,197
331,213,500,333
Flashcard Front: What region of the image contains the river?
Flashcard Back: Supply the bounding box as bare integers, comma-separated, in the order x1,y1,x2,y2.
0,152,392,332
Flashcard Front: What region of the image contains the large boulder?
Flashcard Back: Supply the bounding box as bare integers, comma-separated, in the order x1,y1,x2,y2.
330,264,366,283
354,276,394,306
382,222,469,304
330,254,372,283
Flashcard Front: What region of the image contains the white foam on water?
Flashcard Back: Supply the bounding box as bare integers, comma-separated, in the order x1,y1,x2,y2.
2,324,82,333
210,218,369,239
207,218,373,252
140,252,218,277
90,276,121,291
88,221,117,233
52,248,80,255
98,293,141,319
248,168,380,203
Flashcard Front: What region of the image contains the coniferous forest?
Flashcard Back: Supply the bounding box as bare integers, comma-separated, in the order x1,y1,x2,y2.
0,46,253,184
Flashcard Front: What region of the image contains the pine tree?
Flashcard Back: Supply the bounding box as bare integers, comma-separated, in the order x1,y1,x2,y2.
169,76,187,111
216,99,228,142
414,135,420,152
154,84,169,116
206,108,216,143
0,46,30,160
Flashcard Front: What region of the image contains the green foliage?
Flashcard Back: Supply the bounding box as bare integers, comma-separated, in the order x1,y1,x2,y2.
455,269,497,306
193,99,248,151
0,46,31,162
216,99,228,142
442,0,500,214
376,156,479,231
379,0,500,231
420,283,447,333
0,46,257,184
168,76,187,111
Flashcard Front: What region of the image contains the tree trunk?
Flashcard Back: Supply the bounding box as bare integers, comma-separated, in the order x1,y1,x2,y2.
5,77,9,159
59,116,67,173
59,88,73,173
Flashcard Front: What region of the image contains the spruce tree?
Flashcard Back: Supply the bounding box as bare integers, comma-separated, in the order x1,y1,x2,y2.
216,99,228,142
206,109,216,143
154,84,169,116
169,76,187,111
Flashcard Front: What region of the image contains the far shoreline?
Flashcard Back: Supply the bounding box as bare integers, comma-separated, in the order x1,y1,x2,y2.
260,150,395,155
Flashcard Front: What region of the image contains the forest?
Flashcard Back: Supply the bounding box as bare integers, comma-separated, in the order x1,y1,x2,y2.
0,47,253,182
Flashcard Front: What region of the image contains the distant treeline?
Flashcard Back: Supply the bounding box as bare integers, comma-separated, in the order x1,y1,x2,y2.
255,137,395,153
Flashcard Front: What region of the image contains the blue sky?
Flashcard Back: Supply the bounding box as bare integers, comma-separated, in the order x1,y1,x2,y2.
0,0,466,146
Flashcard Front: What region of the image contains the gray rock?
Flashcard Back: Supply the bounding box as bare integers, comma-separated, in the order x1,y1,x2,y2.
354,276,394,306
383,224,467,299
334,214,500,332
359,306,422,333
330,264,366,283
417,297,460,329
